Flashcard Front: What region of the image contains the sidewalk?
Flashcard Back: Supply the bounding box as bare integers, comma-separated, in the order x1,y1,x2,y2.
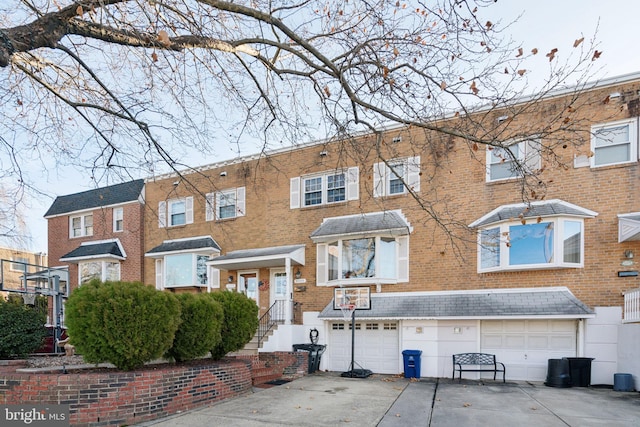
136,372,640,426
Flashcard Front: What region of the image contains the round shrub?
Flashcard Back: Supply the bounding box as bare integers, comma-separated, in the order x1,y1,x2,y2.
207,291,259,360
165,293,224,362
0,298,47,358
65,280,181,370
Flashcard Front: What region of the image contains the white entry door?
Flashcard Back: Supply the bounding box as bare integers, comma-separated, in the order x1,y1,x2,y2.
481,319,577,381
239,271,258,306
270,269,288,321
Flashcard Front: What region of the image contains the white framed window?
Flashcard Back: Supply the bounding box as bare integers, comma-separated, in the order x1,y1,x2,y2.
486,140,541,182
290,167,359,209
373,157,420,197
155,253,216,289
477,218,584,272
113,207,124,232
591,118,638,167
316,235,409,286
158,197,193,228
10,257,28,272
206,187,246,221
70,214,93,238
79,260,120,284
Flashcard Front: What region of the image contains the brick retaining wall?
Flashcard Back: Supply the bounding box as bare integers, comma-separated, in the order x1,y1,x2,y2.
0,353,308,427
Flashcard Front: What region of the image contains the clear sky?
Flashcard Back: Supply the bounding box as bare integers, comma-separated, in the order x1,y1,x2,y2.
6,0,640,255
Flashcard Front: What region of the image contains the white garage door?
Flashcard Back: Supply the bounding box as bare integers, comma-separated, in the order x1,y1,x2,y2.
481,320,577,381
327,321,399,374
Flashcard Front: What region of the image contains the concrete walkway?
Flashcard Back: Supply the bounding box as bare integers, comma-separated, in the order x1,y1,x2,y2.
136,372,640,427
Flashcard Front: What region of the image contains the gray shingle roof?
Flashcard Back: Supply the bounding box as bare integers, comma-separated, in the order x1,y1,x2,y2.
60,240,125,261
310,210,411,242
212,244,305,261
318,287,593,319
44,179,145,217
469,200,597,228
146,236,221,255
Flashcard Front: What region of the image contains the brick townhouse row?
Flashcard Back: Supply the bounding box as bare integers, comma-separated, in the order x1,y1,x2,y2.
44,73,640,384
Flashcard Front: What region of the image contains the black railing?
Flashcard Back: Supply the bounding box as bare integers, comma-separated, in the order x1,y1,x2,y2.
257,300,287,346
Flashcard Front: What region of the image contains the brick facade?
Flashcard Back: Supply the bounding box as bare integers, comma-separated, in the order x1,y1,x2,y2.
143,77,640,314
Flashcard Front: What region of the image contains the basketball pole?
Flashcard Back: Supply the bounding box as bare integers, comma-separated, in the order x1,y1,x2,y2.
349,307,355,378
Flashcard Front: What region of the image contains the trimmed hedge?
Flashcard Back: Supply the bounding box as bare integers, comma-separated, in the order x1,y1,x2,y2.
0,298,47,358
65,280,181,370
207,291,259,360
165,293,224,362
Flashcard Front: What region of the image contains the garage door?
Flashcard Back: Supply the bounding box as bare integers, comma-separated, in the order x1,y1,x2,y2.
327,321,399,374
481,320,577,381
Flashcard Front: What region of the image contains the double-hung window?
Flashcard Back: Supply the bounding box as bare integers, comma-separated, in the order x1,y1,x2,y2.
154,253,216,289
471,200,597,273
591,118,638,167
486,139,541,182
205,187,246,221
70,214,93,238
290,167,359,209
113,207,124,232
373,156,420,197
158,197,194,228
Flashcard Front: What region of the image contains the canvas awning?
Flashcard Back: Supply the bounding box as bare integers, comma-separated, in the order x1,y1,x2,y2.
208,244,305,270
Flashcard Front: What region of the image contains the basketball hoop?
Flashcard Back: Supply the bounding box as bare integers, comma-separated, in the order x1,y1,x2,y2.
22,292,36,305
339,303,356,322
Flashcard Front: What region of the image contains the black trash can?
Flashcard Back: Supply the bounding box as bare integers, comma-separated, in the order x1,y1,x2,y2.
563,357,594,387
293,344,327,373
402,349,422,378
545,358,571,388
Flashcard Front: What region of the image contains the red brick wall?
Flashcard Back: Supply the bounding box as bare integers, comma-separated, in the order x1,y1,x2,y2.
47,200,145,291
0,359,252,427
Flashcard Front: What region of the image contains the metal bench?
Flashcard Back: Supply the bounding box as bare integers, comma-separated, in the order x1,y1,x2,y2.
452,353,506,382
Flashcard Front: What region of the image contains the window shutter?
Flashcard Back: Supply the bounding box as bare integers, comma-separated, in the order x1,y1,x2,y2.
373,162,386,197
524,140,541,172
346,167,359,201
290,177,301,209
397,236,409,282
155,259,164,290
236,187,246,217
185,196,194,224
316,243,327,285
209,267,220,290
214,192,222,220
158,201,167,228
407,156,421,193
205,193,215,221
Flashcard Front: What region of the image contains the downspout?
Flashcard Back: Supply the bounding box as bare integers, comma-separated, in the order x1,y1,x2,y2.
577,318,585,357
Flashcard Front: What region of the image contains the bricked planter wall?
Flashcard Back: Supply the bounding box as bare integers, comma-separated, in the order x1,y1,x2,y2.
0,353,309,427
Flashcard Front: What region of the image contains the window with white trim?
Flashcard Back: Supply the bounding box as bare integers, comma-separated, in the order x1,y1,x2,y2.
478,218,584,272
205,187,246,221
154,253,218,289
70,214,93,238
10,257,28,272
113,207,124,232
290,167,359,209
373,156,420,197
316,234,409,286
486,140,541,182
591,118,638,167
79,260,120,284
158,197,194,228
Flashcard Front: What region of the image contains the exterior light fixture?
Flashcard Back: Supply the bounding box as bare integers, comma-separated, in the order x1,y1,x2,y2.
295,269,302,279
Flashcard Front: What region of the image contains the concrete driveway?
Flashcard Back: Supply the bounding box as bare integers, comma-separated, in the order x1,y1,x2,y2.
136,372,640,426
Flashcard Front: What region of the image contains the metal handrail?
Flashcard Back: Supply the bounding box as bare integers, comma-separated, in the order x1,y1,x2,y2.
257,300,287,346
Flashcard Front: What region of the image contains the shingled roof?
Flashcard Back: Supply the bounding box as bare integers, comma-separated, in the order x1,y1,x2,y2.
469,199,597,228
310,210,412,242
60,239,126,261
318,287,593,320
44,179,145,217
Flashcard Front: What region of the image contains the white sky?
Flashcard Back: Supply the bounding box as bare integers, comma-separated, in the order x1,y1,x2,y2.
8,0,640,254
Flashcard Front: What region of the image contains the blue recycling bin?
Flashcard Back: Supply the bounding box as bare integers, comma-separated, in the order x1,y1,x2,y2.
402,349,422,378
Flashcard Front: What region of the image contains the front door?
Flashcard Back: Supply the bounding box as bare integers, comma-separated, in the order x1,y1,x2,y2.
270,269,288,321
239,272,258,306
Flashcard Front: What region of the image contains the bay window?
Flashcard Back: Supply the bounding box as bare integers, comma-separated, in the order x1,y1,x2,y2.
79,260,120,284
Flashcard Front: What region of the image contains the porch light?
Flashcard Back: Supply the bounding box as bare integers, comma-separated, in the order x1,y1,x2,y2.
228,275,234,283
295,269,302,279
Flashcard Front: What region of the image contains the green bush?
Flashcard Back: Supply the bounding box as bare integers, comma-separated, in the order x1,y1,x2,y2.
0,298,47,358
165,293,224,362
65,280,181,370
207,291,259,360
